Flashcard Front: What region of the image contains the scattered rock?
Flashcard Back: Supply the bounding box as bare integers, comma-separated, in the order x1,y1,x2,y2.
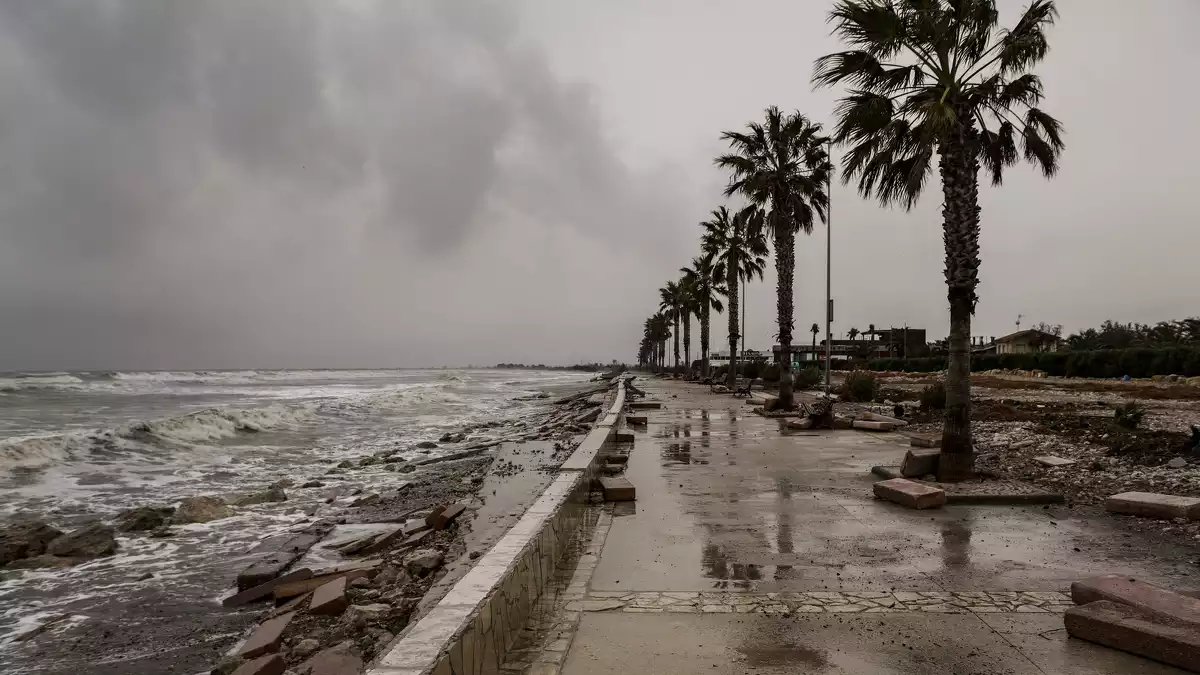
1033,455,1076,468
336,460,355,469
117,506,174,532
398,465,416,474
6,555,81,569
1167,457,1188,469
173,496,234,524
415,441,438,449
358,456,380,467
231,487,288,507
344,603,391,627
269,478,294,489
293,638,321,659
46,523,118,558
349,576,372,589
403,549,444,576
350,493,380,508
301,647,364,675
209,654,244,675
1,522,63,566
301,480,325,488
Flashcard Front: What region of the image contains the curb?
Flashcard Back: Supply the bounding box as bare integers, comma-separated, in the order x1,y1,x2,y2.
869,466,1066,506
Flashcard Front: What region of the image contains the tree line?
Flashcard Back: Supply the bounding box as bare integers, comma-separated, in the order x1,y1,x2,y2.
637,0,1064,482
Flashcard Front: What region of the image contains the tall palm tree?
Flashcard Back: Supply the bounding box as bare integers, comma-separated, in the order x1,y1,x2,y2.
646,313,671,372
659,282,685,374
679,281,695,376
703,205,768,388
868,323,876,341
681,255,728,380
716,108,830,409
815,0,1064,481
848,327,860,341
810,323,820,363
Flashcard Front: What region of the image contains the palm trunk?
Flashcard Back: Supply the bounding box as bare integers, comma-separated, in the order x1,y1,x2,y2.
937,112,982,482
700,301,711,379
727,257,739,390
672,313,680,374
775,228,796,410
682,311,691,376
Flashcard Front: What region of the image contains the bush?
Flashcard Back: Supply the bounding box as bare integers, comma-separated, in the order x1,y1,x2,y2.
1114,401,1145,430
761,364,781,382
741,361,764,379
865,346,1200,379
839,371,878,402
714,365,729,379
794,367,821,389
919,381,946,410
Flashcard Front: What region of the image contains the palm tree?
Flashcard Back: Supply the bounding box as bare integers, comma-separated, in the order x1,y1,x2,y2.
815,0,1064,481
702,205,768,388
679,281,695,376
810,323,820,363
867,323,876,342
681,255,728,380
645,313,671,372
659,282,685,374
848,327,860,341
716,108,830,409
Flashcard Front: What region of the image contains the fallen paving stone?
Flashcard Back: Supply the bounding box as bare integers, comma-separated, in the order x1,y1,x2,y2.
1034,455,1076,467
908,433,941,448
231,654,286,675
628,401,662,409
334,532,387,555
310,577,350,616
429,503,466,530
273,563,380,600
872,478,946,510
236,526,329,591
626,415,648,425
423,506,447,528
600,477,636,502
860,411,908,427
237,611,294,659
1065,600,1200,673
270,590,312,617
852,419,895,432
305,649,364,675
613,432,635,443
901,449,939,478
602,454,629,465
223,568,312,607
1105,492,1200,521
1072,575,1200,629
573,408,602,425
833,416,854,430
786,418,813,430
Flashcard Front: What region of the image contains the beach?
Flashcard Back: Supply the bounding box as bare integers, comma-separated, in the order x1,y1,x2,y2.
0,368,597,674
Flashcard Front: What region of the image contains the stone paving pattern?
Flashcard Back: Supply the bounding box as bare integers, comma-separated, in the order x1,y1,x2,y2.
575,589,1075,614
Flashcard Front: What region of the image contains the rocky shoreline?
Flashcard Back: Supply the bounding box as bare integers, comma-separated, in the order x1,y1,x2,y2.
0,378,615,675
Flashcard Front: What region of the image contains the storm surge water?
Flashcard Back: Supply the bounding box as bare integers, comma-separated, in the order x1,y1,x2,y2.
0,368,591,662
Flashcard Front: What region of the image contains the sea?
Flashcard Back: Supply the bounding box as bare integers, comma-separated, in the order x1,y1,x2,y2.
0,368,592,668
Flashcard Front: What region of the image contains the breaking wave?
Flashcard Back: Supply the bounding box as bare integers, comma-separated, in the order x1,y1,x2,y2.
0,373,87,392
0,404,314,470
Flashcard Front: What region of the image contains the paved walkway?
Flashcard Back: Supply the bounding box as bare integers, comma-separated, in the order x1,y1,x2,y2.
506,380,1198,675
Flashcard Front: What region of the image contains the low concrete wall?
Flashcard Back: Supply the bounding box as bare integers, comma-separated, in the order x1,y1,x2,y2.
368,378,627,675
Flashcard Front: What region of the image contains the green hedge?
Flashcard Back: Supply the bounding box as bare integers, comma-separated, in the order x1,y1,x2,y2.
866,347,1200,378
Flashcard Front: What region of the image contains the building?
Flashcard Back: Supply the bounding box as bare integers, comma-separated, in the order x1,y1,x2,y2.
992,329,1063,354
708,349,770,369
773,326,928,368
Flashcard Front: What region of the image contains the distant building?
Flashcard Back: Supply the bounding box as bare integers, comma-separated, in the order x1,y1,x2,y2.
709,350,770,368
773,326,928,368
992,329,1063,354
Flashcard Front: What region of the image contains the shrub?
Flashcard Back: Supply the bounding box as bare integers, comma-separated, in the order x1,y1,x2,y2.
761,364,781,382
714,365,729,379
794,367,821,389
865,346,1200,379
919,381,947,410
742,361,764,379
839,371,878,402
1113,401,1145,430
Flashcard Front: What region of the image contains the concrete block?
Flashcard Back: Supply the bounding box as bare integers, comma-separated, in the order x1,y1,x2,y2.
273,563,379,599
237,611,294,659
627,415,648,425
305,649,365,675
861,411,908,427
423,506,446,528
833,416,854,429
1072,575,1200,629
600,477,636,502
430,503,466,530
628,401,661,409
786,418,813,430
852,419,895,432
231,654,286,675
1065,600,1200,673
1106,492,1200,520
309,576,349,616
900,449,940,478
872,478,946,510
759,394,779,412
1033,455,1076,467
223,567,312,607
614,432,635,443
908,433,941,448
601,454,629,465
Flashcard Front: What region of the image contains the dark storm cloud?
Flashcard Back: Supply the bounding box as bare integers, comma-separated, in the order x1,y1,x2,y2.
0,0,687,369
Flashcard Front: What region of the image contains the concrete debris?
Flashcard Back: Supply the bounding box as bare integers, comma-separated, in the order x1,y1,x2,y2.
1065,600,1200,673
1105,492,1200,521
872,478,947,510
237,611,294,659
309,576,350,616
1033,455,1077,467
403,548,444,576
900,449,940,478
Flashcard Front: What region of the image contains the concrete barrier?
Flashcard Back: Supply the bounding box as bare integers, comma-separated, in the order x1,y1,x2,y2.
367,378,629,675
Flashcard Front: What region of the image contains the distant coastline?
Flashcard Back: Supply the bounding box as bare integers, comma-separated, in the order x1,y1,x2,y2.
492,362,625,372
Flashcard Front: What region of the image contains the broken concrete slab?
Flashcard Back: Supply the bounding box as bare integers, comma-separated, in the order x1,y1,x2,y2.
231,654,286,675
310,576,349,616
860,411,908,427
852,419,895,432
786,418,813,430
237,611,294,659
601,454,629,465
304,648,365,675
423,506,446,528
900,448,939,478
626,415,648,425
429,503,466,530
1071,575,1200,629
236,525,330,591
833,416,854,430
273,562,380,600
1065,600,1200,673
628,401,662,409
613,431,635,443
908,433,941,448
1034,455,1077,467
600,477,636,502
223,568,312,607
573,407,602,425
872,478,946,510
1105,492,1200,521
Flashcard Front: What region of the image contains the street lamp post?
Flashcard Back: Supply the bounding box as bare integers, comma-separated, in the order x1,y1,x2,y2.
824,139,833,395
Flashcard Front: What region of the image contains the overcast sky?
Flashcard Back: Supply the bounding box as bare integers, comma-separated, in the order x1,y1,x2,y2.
0,0,1196,370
